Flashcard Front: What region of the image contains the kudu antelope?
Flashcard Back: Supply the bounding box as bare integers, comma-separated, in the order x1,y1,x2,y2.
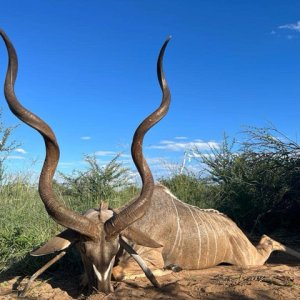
1,30,300,296
0,29,170,294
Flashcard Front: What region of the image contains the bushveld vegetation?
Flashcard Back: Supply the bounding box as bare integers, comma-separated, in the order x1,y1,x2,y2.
0,122,299,275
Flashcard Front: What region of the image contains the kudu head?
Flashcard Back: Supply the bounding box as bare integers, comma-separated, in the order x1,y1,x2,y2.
0,29,171,294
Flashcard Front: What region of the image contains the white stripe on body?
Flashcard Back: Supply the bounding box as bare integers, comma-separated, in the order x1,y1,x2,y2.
229,225,248,265
161,185,254,267
187,205,202,268
201,210,217,266
169,197,183,260
206,213,219,266
195,209,209,267
217,216,230,263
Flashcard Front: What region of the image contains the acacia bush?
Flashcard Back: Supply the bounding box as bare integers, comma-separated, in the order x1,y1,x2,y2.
58,154,134,211
193,127,300,233
0,110,19,185
159,173,218,209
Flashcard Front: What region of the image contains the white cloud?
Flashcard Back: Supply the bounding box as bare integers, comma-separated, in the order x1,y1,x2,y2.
15,148,27,154
93,151,131,158
94,150,116,156
279,21,300,32
80,136,91,140
174,136,188,140
148,139,219,152
188,151,216,159
7,155,25,160
120,153,131,158
147,157,166,164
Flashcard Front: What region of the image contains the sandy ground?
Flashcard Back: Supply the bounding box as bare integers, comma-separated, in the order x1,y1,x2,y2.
0,239,299,299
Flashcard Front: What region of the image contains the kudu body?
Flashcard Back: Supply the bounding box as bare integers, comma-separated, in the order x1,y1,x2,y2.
125,184,300,271
1,29,299,296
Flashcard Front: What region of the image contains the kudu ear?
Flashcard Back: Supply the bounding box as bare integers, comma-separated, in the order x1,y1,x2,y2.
31,229,79,256
122,227,162,248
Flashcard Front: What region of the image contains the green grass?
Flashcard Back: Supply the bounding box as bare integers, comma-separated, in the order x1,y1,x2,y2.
0,178,58,272
0,174,138,275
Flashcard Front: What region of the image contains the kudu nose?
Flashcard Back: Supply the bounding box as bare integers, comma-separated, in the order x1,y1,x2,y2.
96,280,114,294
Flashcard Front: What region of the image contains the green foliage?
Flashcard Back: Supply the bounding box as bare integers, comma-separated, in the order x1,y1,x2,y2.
0,176,59,272
194,127,300,232
0,154,137,273
159,173,217,208
0,110,19,185
59,154,133,211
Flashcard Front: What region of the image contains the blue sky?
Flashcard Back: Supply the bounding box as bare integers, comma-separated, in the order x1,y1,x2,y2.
0,1,300,181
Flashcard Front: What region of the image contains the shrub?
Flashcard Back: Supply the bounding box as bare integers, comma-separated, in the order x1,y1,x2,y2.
159,172,218,209
194,127,300,233
59,154,133,211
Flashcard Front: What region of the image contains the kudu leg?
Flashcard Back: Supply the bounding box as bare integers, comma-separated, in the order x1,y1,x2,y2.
19,251,66,297
119,237,160,288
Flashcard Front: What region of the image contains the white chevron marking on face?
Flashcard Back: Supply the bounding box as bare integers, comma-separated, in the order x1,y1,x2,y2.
93,264,102,281
104,257,115,280
93,256,115,282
